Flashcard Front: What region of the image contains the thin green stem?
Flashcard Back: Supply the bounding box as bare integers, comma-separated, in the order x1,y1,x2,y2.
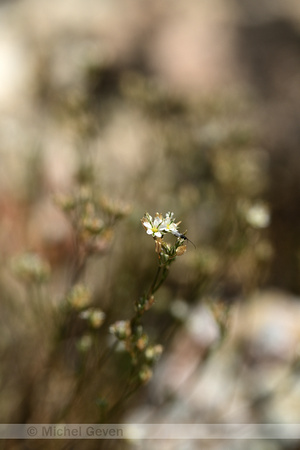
152,265,169,294
147,265,161,298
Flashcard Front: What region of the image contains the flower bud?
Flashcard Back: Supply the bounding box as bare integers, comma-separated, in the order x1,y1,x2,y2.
136,334,149,351
109,320,131,340
82,217,104,235
145,344,163,363
176,245,187,256
77,334,93,352
67,284,92,310
139,365,153,383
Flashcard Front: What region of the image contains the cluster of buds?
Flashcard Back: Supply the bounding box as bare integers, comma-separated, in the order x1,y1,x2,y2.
109,320,163,384
66,284,106,327
64,283,106,353
67,283,92,310
109,320,132,340
55,188,130,258
134,295,155,316
79,308,106,329
108,212,192,386
141,212,194,263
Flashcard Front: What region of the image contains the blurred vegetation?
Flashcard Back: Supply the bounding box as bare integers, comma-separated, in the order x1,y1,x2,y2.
0,49,273,442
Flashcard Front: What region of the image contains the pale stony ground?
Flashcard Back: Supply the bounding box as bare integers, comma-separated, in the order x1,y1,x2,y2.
126,290,300,449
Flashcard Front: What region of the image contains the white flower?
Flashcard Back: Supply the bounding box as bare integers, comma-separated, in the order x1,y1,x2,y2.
165,212,174,220
163,212,180,236
162,212,178,234
141,213,165,238
246,203,270,228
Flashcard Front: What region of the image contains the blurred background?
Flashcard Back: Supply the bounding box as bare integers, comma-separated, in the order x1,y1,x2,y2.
1,0,300,449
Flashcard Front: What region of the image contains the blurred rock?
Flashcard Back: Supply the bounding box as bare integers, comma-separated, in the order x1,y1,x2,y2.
127,290,300,434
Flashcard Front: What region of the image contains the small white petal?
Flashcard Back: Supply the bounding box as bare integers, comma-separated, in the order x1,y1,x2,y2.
169,223,177,232
153,216,162,227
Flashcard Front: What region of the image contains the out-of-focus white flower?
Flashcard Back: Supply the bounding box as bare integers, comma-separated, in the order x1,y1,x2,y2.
170,299,190,321
79,308,106,328
246,203,270,228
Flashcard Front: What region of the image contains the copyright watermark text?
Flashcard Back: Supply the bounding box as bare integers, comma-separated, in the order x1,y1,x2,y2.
0,424,300,440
